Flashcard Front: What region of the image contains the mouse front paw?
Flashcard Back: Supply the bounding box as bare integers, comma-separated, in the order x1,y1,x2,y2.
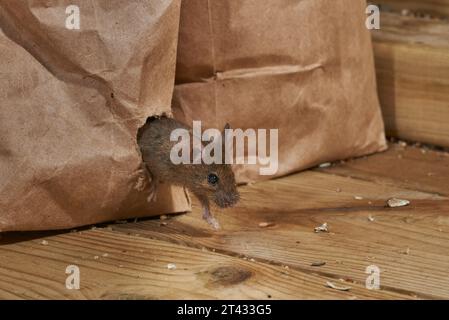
205,216,221,230
202,206,221,230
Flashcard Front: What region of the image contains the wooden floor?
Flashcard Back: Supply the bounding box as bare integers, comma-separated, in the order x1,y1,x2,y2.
1,142,449,299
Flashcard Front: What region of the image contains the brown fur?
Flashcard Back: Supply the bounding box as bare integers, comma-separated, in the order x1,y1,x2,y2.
138,117,240,228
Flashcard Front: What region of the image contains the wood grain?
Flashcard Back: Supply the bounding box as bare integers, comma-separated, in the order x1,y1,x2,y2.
0,229,406,299
111,148,449,299
318,143,449,196
1,143,448,299
373,0,449,17
372,12,449,147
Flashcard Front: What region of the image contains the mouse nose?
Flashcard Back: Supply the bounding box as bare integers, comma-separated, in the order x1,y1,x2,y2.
216,192,240,208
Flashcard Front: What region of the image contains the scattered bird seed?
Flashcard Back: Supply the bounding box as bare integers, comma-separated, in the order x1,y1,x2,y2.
258,222,274,228
94,256,99,260
354,196,363,200
102,253,109,257
401,247,411,255
160,215,168,220
167,263,177,270
325,281,351,292
319,162,331,168
40,240,48,246
387,198,410,208
311,261,326,267
368,215,375,222
314,222,328,233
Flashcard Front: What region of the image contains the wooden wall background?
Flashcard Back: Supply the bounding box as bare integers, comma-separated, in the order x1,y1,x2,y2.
371,1,449,147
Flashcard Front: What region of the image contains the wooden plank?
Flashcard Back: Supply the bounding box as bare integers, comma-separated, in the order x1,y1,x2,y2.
372,12,449,147
318,143,449,196
111,167,449,299
0,229,407,300
2,143,447,299
373,0,449,17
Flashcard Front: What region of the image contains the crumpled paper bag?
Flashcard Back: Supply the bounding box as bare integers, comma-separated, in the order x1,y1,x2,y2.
0,0,190,232
173,0,387,183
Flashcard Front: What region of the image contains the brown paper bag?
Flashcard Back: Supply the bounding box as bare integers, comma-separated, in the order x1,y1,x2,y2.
173,0,387,183
0,0,190,232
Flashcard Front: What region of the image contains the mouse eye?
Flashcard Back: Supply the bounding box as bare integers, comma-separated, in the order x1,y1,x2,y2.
207,173,219,186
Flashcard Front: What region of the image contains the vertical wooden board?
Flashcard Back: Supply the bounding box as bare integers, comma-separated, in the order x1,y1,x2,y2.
374,41,449,146
372,12,449,147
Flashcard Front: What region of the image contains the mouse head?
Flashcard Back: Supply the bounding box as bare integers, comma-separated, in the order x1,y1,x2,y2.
189,123,240,208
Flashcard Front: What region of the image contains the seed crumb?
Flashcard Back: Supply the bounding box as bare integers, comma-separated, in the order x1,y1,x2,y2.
40,240,48,246
258,222,274,228
319,162,331,168
314,222,328,233
325,281,351,291
167,263,177,270
387,198,410,208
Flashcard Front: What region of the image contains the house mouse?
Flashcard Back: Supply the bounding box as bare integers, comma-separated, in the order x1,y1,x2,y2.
137,117,240,229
